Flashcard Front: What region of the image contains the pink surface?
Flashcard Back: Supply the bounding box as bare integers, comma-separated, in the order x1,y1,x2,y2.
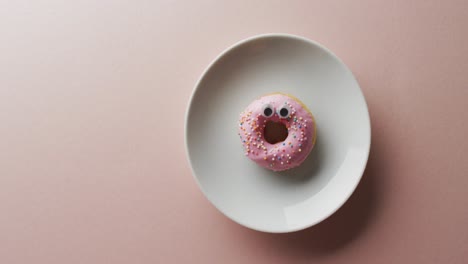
0,1,467,263
239,94,316,171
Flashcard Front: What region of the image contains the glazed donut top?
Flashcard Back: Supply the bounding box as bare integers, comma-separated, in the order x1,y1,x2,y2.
238,93,316,171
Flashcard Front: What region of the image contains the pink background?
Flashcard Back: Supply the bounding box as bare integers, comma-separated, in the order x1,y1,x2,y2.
1,1,467,263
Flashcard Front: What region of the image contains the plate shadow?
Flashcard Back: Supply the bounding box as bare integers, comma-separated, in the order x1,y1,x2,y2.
235,107,385,256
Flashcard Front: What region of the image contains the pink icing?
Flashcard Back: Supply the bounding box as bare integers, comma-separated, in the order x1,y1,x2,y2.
238,94,316,171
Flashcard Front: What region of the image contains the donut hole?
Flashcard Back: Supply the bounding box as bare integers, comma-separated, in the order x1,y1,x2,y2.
264,121,288,144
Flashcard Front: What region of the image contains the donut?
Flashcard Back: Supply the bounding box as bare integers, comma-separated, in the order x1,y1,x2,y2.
238,93,316,171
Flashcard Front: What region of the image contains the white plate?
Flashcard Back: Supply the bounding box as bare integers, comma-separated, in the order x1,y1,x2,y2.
185,34,371,233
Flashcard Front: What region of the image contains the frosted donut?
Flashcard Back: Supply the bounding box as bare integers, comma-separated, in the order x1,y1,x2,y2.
238,93,316,171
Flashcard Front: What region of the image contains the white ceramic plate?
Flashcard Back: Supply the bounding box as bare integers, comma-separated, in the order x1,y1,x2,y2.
185,34,371,233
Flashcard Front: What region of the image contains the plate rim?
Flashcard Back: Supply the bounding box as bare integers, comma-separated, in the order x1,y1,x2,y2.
184,33,371,233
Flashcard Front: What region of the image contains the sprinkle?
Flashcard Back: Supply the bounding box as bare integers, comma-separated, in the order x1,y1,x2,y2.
289,156,292,159
298,149,302,152
281,162,284,165
264,157,267,160
271,158,275,161
287,154,290,157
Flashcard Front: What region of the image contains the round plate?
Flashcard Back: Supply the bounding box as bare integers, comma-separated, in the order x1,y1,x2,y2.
185,34,371,233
